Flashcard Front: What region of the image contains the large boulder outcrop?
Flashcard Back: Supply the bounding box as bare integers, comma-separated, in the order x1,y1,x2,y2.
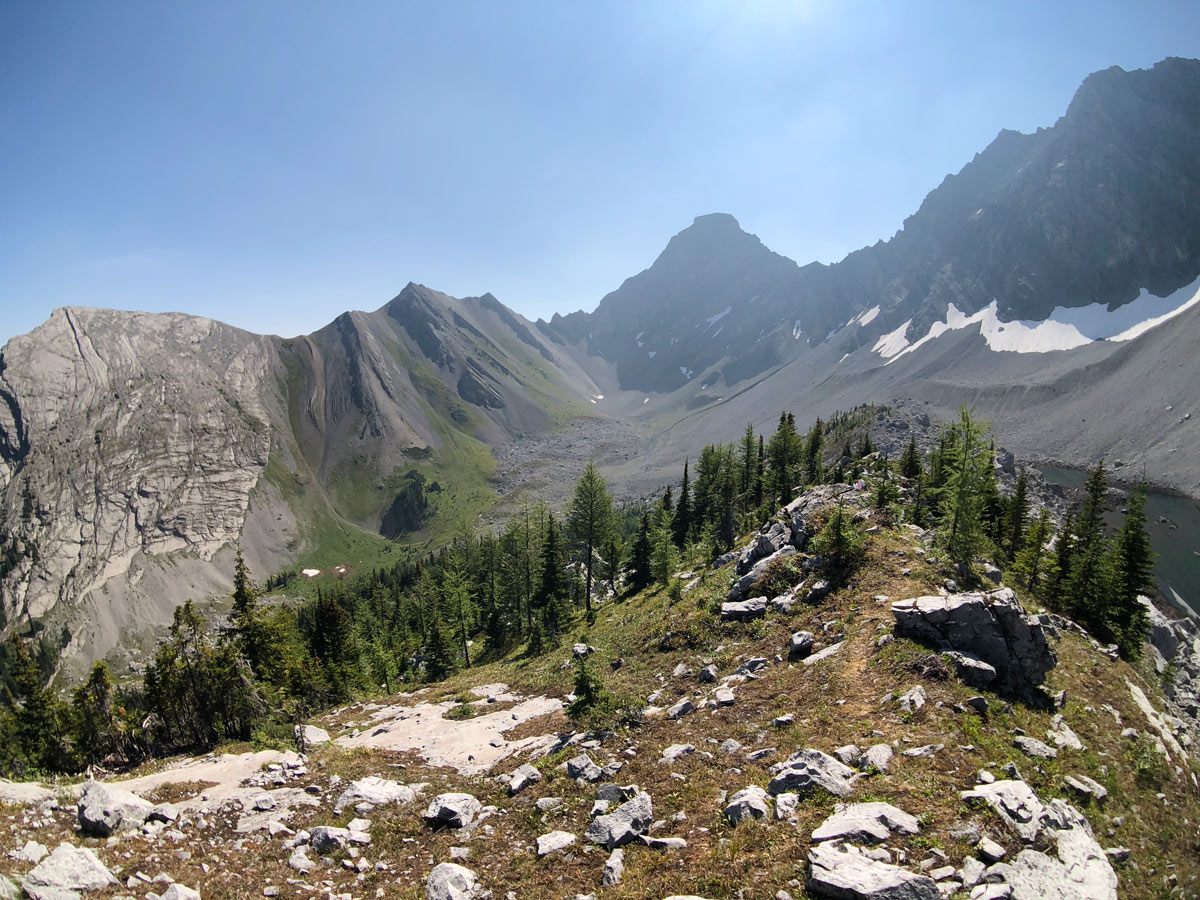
768,749,859,798
334,776,418,813
77,781,154,836
426,862,484,900
806,841,939,900
891,589,1056,699
423,793,482,830
22,843,118,898
810,802,921,844
585,791,653,849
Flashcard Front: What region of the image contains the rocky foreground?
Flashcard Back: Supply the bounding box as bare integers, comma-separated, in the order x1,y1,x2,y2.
2,489,1198,900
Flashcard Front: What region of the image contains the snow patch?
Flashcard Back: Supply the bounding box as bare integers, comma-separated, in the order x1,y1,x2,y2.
876,275,1200,363
838,353,850,363
852,306,880,327
301,568,321,578
647,350,656,359
710,326,723,339
679,366,694,380
873,319,913,359
703,305,732,330
792,319,803,340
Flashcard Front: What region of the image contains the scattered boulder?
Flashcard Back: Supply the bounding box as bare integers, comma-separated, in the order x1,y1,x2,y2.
699,664,718,683
944,650,998,687
768,749,859,797
77,781,155,836
667,699,695,720
22,843,118,897
802,642,844,667
160,886,201,900
859,744,893,774
891,589,1056,699
295,724,330,745
736,521,792,576
1063,775,1108,803
810,802,921,844
602,848,625,886
789,631,815,659
721,597,768,621
536,830,576,856
661,744,696,764
898,686,926,713
334,775,418,813
1046,714,1085,751
11,840,48,864
310,826,354,854
724,786,771,825
426,862,483,900
807,841,939,900
507,764,543,796
424,793,483,830
584,791,653,849
566,754,604,783
1014,736,1058,759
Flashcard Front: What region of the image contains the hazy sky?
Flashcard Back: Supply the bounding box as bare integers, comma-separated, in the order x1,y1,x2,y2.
2,1,1198,345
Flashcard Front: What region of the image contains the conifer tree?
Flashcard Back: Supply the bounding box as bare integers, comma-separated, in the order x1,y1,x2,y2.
1009,508,1052,593
1064,461,1110,626
739,424,757,496
938,406,991,565
72,660,116,767
650,507,677,586
1005,468,1029,560
802,417,824,485
1107,481,1155,658
628,513,653,593
535,513,567,633
900,437,922,480
566,462,615,617
672,460,692,548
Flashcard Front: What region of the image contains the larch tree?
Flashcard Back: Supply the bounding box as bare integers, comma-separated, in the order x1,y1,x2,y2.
566,462,615,618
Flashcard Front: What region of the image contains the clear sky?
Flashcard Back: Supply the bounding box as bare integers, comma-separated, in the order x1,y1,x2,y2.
2,1,1198,345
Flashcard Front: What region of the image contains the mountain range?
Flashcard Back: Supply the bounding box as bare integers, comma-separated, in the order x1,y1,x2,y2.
2,57,1199,677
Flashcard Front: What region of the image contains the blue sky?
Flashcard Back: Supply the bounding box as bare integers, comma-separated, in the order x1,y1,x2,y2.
2,1,1198,345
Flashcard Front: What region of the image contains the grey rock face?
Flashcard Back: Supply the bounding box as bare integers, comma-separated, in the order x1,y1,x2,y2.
724,786,771,825
891,589,1056,699
944,651,998,687
77,781,154,836
810,802,921,844
807,841,940,900
584,791,653,849
426,862,483,900
424,793,482,830
566,753,604,782
0,309,276,672
660,744,695,764
736,521,793,576
768,749,859,798
22,843,118,896
727,546,797,602
334,776,417,813
159,887,201,900
667,699,695,720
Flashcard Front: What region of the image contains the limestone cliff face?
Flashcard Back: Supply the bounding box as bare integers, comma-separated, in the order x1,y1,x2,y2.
0,308,276,665
0,288,603,676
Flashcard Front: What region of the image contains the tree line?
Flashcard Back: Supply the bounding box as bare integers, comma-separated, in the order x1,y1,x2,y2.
0,404,1156,777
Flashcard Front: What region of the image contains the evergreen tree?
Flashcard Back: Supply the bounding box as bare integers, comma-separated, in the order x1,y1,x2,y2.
441,550,474,668
8,637,67,774
810,499,865,580
938,406,991,565
72,660,116,768
899,437,922,480
1004,468,1029,560
739,424,757,496
754,435,766,508
1064,461,1110,627
802,417,824,485
424,614,456,681
1107,481,1155,658
566,462,615,617
856,432,874,459
1009,508,1053,594
649,507,677,586
672,460,692,548
628,513,653,593
768,412,801,506
534,514,567,634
